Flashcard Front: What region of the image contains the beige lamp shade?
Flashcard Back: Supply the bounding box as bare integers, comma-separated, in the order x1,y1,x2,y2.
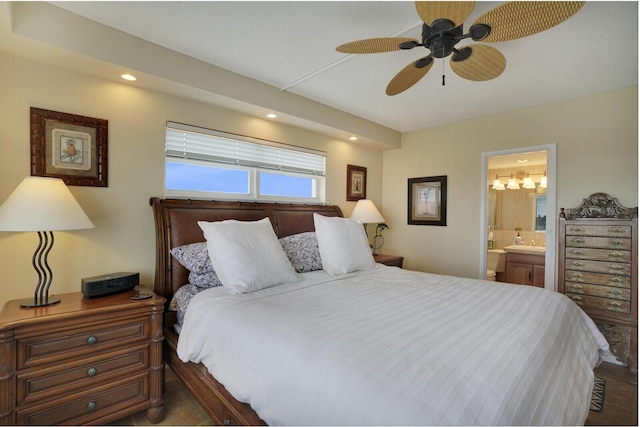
0,177,94,231
350,199,385,224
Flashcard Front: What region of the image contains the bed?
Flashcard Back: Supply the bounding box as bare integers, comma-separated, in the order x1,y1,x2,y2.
150,197,609,426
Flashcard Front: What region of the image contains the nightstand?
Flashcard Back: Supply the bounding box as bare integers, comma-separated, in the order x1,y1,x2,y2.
373,254,404,268
0,286,165,425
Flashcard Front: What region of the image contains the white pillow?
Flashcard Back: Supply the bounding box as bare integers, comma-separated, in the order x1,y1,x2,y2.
313,213,375,275
197,217,298,294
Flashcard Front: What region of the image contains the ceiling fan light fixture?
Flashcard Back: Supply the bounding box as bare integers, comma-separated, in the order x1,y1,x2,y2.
469,23,491,41
399,41,421,50
452,47,472,62
415,56,433,69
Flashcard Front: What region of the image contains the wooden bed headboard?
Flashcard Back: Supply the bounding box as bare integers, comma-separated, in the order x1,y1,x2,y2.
149,197,343,304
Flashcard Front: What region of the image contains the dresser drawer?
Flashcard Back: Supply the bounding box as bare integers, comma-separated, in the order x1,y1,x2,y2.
565,224,632,238
564,282,631,301
564,270,631,288
566,292,631,314
565,259,631,276
17,317,149,370
565,247,633,263
17,344,148,405
16,372,148,425
565,235,632,250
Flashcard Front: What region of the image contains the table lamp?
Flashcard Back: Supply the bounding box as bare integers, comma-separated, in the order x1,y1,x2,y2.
350,199,387,253
0,177,94,307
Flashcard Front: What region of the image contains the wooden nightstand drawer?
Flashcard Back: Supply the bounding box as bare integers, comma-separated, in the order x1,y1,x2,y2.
16,373,149,425
373,254,404,268
17,317,149,370
17,344,149,404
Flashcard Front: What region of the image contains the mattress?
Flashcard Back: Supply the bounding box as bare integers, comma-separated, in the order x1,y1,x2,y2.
177,265,609,425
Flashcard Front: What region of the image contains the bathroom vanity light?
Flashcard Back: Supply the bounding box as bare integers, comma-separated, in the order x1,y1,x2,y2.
507,177,520,190
492,171,547,190
492,175,505,190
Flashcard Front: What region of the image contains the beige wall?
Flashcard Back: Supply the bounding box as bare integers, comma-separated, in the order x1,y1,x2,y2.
382,87,638,281
0,52,383,305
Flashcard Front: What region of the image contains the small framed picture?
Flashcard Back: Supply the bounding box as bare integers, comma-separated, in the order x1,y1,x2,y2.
346,164,367,201
408,175,447,226
30,107,108,187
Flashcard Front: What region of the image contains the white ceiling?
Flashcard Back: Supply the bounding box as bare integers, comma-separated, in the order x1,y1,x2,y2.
2,1,638,145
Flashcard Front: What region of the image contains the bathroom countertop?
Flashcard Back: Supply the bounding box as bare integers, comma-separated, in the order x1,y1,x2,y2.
503,245,546,255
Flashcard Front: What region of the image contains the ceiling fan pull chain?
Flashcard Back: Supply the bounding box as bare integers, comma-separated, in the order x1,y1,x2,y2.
442,57,446,86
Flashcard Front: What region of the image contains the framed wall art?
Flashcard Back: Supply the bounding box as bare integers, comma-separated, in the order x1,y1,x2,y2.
408,175,447,226
30,107,108,187
346,164,367,201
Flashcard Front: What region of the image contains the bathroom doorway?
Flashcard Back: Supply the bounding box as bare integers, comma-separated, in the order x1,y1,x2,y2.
480,144,557,290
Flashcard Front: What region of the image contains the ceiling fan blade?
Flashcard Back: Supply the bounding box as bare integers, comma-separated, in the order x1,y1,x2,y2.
450,44,506,81
386,58,433,96
472,1,585,42
415,1,474,28
337,38,419,54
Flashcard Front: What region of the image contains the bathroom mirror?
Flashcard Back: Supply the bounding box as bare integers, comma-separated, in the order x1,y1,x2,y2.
487,152,548,232
488,187,546,232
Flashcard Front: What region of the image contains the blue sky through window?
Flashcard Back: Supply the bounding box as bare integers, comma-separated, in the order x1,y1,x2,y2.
259,172,313,197
166,162,249,193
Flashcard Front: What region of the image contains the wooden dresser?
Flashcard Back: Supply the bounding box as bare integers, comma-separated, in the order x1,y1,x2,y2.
558,193,637,373
0,286,165,425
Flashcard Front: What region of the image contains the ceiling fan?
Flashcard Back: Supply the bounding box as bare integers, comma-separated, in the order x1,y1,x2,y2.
336,1,584,95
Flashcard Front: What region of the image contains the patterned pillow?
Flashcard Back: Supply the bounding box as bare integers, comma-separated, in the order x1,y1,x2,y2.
189,271,223,289
279,232,323,273
169,284,202,325
170,242,213,274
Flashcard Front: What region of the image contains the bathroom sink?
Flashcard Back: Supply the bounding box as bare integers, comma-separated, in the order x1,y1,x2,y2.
504,245,546,254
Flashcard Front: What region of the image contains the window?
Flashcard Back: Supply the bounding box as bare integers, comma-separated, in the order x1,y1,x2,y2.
165,122,325,202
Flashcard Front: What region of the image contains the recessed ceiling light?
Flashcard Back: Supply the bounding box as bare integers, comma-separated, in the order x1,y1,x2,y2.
266,113,277,119
121,74,137,81
515,159,529,163
349,136,358,141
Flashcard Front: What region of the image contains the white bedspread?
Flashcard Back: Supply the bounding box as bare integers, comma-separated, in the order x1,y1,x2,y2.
178,265,609,426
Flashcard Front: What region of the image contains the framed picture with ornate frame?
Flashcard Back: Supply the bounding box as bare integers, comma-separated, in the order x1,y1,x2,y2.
346,164,367,201
30,107,108,187
408,175,447,226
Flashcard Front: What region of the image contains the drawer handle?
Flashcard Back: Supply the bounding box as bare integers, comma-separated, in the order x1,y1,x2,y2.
570,248,585,255
87,400,97,411
569,284,583,290
609,264,624,271
569,273,584,282
609,251,626,258
608,226,626,234
609,301,623,307
571,295,583,302
609,277,623,283
571,238,585,244
570,226,585,233
87,335,98,345
608,289,624,295
87,367,97,377
572,261,585,267
610,239,625,246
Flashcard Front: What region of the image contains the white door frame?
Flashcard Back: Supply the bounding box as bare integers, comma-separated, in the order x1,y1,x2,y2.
479,144,557,290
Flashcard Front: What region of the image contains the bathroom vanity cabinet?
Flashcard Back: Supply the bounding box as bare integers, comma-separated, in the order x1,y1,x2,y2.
558,193,637,373
505,251,545,287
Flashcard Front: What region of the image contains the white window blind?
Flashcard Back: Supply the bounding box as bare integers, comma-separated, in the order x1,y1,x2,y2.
166,122,325,176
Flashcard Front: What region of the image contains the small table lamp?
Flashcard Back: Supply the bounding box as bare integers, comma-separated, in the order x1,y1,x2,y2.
0,177,94,307
350,199,387,253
